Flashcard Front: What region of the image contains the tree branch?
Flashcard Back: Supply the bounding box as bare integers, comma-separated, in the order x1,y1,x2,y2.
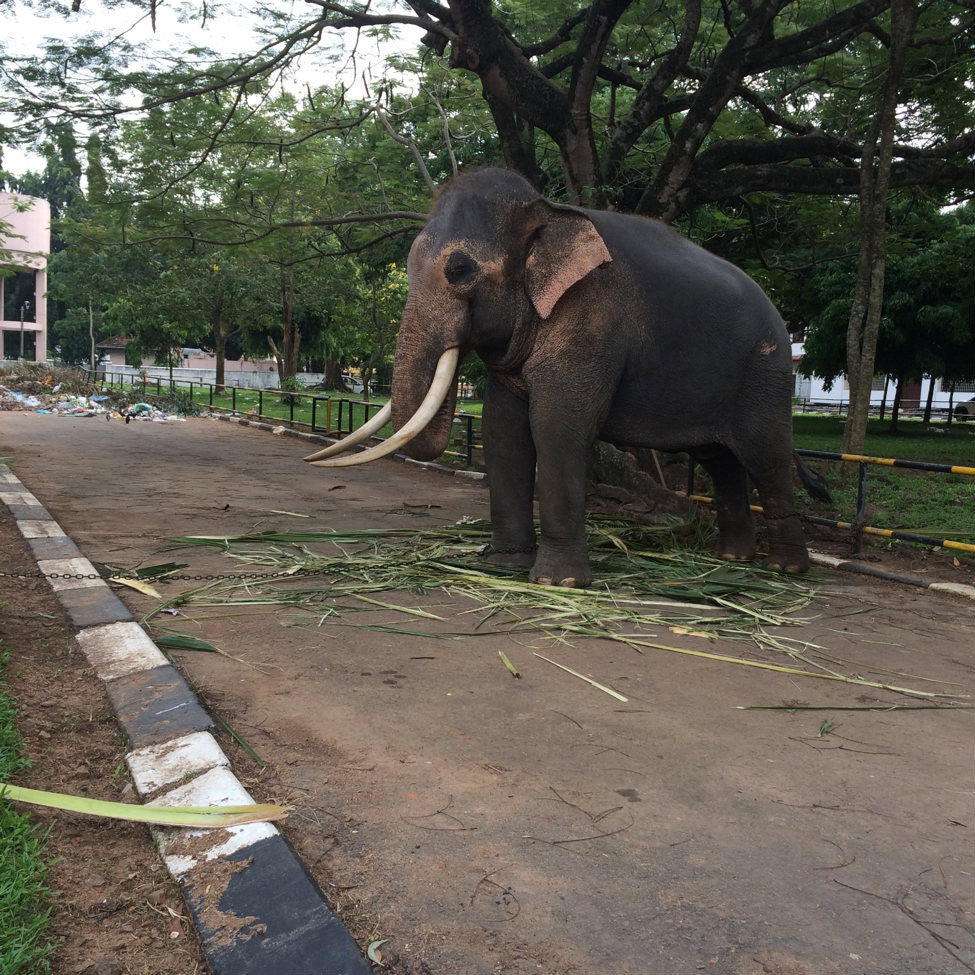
745,0,891,71
375,108,438,196
682,158,975,213
605,0,701,188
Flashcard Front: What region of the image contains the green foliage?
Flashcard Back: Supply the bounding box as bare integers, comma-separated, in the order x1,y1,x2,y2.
4,2,971,400
798,199,975,389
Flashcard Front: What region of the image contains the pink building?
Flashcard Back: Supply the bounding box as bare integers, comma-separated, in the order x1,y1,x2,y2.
1,192,51,361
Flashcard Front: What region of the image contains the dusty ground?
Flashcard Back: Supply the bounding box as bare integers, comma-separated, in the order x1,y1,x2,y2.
1,409,973,975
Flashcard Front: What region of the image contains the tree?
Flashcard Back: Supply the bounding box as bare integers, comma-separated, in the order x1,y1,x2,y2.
155,251,268,392
842,0,918,453
798,199,975,427
5,1,971,432
354,260,410,398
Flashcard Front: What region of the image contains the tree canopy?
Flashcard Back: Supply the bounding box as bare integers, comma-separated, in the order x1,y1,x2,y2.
3,0,972,219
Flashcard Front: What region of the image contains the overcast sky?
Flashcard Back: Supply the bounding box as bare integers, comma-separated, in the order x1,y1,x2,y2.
3,0,418,175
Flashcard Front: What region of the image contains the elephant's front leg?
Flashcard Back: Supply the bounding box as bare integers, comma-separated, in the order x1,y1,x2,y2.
481,375,537,568
530,417,594,588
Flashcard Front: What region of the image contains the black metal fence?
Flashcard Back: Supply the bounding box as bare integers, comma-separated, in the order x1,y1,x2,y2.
91,371,484,464
688,449,975,556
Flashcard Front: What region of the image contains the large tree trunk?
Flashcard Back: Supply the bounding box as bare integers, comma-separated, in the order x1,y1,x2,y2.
842,0,918,454
88,298,96,376
922,377,935,424
890,372,906,433
636,0,784,222
213,328,228,395
878,374,890,421
323,357,345,390
274,266,301,382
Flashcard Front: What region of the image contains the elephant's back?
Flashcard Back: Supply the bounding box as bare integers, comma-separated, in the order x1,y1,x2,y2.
582,209,793,446
587,210,780,331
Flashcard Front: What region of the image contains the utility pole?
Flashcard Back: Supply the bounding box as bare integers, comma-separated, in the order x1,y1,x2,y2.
19,298,31,359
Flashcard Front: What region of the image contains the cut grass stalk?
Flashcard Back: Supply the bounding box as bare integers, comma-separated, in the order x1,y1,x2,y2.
606,634,952,700
534,653,628,701
737,704,974,711
110,576,162,598
210,711,267,769
0,783,288,827
352,594,447,620
499,651,521,678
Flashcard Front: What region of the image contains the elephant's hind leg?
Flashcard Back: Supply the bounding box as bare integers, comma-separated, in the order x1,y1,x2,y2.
735,447,810,573
696,449,756,563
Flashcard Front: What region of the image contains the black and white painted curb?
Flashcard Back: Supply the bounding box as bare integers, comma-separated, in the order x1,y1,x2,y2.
809,551,975,600
0,461,371,975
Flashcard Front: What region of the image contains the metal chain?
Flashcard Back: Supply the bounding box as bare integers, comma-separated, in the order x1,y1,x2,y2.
0,569,314,582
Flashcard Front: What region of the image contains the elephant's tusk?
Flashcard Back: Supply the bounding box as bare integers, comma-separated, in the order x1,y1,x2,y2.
308,348,460,469
303,402,392,462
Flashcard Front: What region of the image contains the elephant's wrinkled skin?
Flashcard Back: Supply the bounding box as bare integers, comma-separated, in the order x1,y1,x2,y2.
390,168,809,586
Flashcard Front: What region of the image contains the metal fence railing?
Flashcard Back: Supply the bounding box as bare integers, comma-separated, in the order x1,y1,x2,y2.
92,370,973,556
90,370,484,464
688,449,975,556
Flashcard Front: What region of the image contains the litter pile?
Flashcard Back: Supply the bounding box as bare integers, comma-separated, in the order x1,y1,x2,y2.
1,386,184,421
0,367,186,422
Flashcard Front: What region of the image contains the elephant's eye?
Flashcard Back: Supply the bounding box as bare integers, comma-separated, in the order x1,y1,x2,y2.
444,250,478,286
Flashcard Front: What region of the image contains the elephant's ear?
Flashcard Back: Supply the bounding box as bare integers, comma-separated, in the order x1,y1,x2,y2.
524,205,612,320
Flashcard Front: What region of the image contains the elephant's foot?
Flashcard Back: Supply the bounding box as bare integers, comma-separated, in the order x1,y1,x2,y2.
529,550,593,588
715,546,756,563
762,550,810,574
762,512,810,573
480,543,536,569
714,533,756,564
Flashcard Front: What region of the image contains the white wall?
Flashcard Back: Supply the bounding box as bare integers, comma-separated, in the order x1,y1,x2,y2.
791,343,968,410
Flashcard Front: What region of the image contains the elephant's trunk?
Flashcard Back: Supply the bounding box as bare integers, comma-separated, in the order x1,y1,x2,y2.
389,340,460,463
305,349,458,468
305,230,466,468
385,269,465,461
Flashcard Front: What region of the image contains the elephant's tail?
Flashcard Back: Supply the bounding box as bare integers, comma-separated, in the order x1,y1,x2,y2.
793,451,832,504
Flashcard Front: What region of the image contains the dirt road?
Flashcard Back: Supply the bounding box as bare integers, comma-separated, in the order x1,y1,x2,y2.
2,409,973,975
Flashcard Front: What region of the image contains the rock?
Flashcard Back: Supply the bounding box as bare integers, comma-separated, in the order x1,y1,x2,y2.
93,957,124,975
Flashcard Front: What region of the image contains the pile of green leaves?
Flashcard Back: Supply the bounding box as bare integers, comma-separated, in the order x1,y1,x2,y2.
165,518,963,699
168,518,822,657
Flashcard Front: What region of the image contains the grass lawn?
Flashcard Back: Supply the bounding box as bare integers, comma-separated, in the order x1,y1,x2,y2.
791,414,975,466
0,647,55,975
791,415,975,547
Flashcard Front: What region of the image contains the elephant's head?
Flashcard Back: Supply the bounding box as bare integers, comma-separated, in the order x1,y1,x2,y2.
305,168,611,467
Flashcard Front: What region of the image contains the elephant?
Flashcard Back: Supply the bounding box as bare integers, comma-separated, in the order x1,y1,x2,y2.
306,167,816,587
